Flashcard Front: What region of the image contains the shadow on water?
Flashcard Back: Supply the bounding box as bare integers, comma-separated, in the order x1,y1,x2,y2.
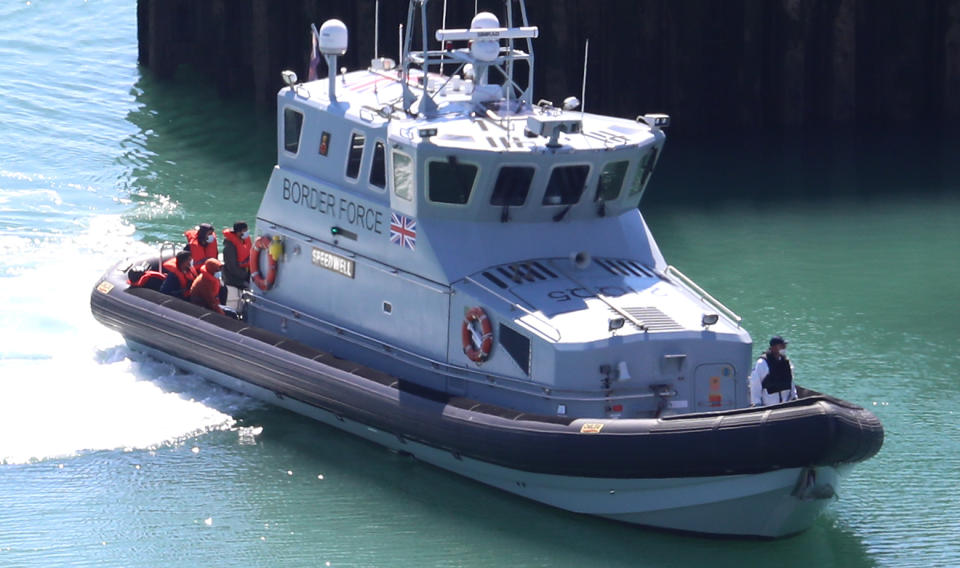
644,125,960,208
117,68,276,244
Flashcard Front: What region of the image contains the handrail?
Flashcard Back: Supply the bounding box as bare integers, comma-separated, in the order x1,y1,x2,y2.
158,241,180,268
246,294,663,404
665,265,742,327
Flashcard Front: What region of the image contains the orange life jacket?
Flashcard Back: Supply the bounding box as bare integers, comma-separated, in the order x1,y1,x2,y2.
134,271,165,290
222,229,252,270
189,258,224,315
162,257,196,294
185,228,219,268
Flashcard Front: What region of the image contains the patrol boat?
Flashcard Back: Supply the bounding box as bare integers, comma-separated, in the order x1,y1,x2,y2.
91,0,882,537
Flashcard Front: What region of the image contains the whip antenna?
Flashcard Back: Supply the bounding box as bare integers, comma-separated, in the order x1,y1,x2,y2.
374,0,379,60
580,38,589,118
441,0,448,74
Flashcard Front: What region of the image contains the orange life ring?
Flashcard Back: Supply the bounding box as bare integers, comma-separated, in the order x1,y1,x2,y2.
461,307,494,363
250,235,278,291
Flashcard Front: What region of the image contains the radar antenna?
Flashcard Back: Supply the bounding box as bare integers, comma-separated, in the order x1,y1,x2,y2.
401,0,538,117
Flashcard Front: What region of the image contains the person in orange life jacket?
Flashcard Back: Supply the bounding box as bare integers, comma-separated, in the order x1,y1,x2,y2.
749,336,798,406
185,223,218,269
190,258,225,315
159,250,196,300
222,221,252,289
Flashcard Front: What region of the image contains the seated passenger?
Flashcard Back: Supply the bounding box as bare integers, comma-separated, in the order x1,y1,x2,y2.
184,223,219,269
133,270,166,291
159,251,196,300
189,258,225,315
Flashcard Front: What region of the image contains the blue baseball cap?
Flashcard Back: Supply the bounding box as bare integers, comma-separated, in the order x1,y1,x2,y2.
770,336,788,347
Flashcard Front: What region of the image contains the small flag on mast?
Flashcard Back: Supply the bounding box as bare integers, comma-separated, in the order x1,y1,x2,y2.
308,23,320,82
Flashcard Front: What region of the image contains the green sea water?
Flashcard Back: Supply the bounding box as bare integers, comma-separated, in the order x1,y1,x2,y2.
1,1,958,566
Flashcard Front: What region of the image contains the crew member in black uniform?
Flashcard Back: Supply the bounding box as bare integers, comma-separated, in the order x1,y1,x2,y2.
749,336,798,406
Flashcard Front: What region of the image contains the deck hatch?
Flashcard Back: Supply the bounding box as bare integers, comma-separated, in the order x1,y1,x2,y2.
613,306,683,331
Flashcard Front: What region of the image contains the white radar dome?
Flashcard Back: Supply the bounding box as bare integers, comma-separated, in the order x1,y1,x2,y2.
319,19,348,56
470,12,500,62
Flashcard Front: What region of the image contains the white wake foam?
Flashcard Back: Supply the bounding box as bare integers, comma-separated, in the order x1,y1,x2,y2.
0,215,257,464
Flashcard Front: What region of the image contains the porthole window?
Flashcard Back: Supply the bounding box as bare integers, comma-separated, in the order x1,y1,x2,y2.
428,158,478,204
346,132,365,180
370,141,386,189
491,166,534,206
283,108,304,154
542,165,589,205
596,160,628,202
392,150,414,201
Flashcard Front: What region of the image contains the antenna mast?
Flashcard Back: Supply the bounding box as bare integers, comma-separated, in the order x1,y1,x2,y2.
580,39,589,117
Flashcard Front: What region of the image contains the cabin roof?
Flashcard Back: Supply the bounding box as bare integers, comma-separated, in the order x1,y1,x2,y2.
289,69,657,153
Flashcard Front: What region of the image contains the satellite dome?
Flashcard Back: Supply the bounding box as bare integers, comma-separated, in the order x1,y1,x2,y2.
319,19,348,56
470,12,500,62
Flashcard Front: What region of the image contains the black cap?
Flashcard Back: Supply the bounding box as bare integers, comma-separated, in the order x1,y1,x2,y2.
198,223,214,232
770,336,788,347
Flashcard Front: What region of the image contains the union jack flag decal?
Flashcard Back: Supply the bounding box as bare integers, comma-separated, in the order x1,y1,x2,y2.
390,212,417,250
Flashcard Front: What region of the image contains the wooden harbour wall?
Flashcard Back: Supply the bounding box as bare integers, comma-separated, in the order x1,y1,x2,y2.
138,0,960,133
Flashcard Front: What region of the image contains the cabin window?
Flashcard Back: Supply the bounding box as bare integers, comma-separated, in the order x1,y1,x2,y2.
491,166,534,206
428,158,478,204
392,150,415,201
283,108,304,154
346,132,365,179
370,141,386,189
629,146,659,195
542,165,589,205
596,160,628,202
499,323,531,375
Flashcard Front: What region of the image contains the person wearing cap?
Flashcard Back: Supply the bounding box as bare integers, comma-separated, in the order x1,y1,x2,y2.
749,336,798,406
184,223,219,269
189,258,226,315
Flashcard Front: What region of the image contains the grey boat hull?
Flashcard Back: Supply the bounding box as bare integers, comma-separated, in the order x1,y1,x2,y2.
91,260,883,537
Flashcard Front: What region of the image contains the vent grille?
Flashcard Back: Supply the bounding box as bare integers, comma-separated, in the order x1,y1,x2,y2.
595,258,653,278
612,306,684,332
483,262,559,288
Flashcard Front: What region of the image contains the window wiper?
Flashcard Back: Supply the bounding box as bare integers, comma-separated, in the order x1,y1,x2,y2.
500,183,518,223
552,204,572,222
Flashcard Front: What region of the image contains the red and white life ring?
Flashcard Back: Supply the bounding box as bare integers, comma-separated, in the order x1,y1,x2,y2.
250,235,278,291
461,306,494,363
